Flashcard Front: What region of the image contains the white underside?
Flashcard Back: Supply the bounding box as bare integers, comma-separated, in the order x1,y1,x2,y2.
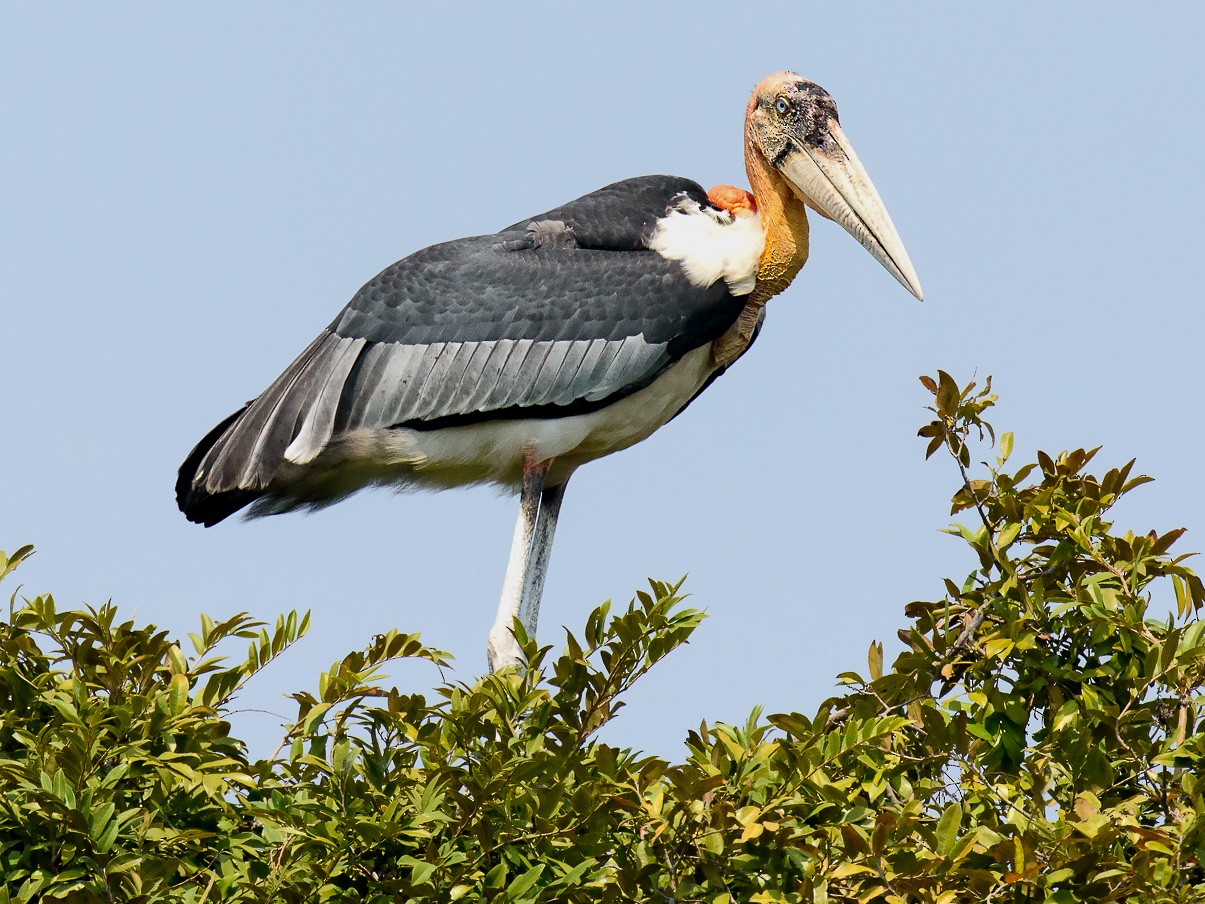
270,344,719,504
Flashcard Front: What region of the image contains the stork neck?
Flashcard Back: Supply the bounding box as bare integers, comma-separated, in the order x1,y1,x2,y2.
745,141,810,304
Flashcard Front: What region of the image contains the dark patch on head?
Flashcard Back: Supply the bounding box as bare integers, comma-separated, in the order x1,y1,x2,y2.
769,143,793,168
760,78,840,149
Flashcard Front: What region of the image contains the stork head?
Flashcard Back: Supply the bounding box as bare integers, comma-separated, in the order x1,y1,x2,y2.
745,72,923,300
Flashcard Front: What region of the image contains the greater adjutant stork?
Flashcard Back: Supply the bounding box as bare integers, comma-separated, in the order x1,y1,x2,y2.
177,72,922,671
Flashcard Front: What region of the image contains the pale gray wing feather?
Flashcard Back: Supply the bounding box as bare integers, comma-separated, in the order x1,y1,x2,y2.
566,338,623,401
502,340,556,408
542,339,591,406
526,342,573,406
458,339,519,413
199,331,341,492
341,341,394,428
483,339,537,410
284,336,367,464
411,341,468,418
386,343,441,423
584,335,651,402
428,341,493,414
342,334,667,429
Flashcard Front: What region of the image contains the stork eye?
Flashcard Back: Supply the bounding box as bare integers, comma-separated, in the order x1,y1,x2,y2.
775,97,790,114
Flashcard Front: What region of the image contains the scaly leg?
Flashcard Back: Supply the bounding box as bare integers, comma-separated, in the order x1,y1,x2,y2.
487,460,568,672
517,478,567,635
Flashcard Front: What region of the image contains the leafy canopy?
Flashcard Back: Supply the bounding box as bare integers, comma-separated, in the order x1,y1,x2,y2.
1,372,1203,902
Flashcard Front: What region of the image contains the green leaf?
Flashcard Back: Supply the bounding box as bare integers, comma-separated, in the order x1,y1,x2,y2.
868,641,883,681
506,864,545,900
935,802,962,857
936,370,959,416
999,431,1014,461
0,545,34,583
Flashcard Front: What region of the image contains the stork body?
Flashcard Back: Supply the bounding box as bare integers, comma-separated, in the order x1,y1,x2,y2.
177,73,922,671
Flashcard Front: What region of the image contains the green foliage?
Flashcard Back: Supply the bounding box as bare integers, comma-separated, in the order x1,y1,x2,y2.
0,567,308,902
2,372,1203,902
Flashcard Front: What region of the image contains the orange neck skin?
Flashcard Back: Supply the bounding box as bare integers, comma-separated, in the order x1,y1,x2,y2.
744,152,809,304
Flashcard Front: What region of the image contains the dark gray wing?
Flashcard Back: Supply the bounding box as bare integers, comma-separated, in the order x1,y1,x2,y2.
501,174,712,248
178,176,744,524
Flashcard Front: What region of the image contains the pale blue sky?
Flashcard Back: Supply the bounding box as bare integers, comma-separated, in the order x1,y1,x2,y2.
3,5,1203,758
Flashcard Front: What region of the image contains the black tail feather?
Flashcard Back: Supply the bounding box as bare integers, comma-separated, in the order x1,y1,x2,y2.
176,405,264,526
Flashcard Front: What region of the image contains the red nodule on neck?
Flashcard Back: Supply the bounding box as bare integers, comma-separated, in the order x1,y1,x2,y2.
707,184,758,217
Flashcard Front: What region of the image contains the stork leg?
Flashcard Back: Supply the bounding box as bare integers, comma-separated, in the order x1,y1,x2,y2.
487,459,569,672
518,478,567,632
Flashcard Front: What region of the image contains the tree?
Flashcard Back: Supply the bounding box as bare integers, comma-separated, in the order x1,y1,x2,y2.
1,373,1202,902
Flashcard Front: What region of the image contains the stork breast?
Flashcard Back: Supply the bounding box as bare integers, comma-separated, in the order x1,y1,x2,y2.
646,197,765,296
